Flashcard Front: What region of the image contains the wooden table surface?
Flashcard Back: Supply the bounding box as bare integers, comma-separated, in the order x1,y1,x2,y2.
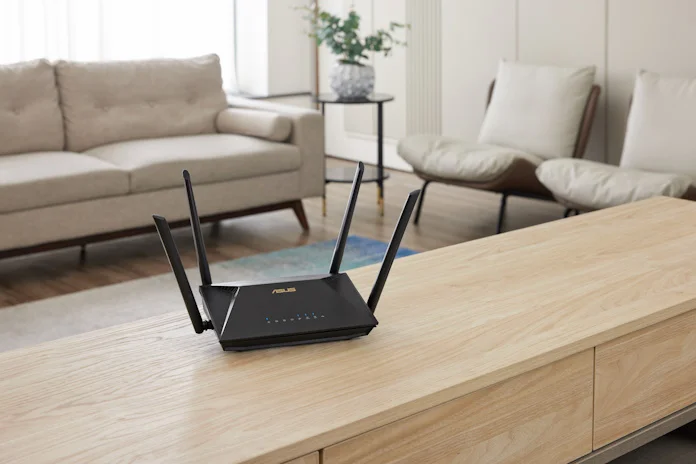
2,197,696,463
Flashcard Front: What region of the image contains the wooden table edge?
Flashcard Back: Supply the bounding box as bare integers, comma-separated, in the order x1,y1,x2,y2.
242,298,696,463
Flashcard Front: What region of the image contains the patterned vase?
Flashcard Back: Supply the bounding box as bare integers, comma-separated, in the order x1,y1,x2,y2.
329,62,375,99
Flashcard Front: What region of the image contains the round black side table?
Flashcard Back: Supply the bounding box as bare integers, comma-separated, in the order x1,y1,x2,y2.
315,93,395,217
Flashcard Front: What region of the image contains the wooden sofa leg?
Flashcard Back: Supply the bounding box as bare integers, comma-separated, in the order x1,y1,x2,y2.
496,193,508,234
291,200,310,231
210,221,221,237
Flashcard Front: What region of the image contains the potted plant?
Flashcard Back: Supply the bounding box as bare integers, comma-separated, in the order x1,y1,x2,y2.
299,5,408,99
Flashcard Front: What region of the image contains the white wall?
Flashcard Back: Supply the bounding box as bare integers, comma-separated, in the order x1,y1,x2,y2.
319,0,411,171
321,0,696,168
236,0,269,95
441,0,516,142
606,0,696,162
267,0,313,95
237,0,312,96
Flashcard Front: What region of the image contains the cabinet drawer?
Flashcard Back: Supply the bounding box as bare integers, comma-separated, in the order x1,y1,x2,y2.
594,309,696,448
283,452,319,464
323,350,593,464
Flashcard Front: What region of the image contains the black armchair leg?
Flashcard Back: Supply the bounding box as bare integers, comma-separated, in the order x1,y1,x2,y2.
496,193,509,234
413,180,430,225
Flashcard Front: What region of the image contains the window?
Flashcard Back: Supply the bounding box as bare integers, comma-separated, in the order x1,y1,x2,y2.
0,0,236,89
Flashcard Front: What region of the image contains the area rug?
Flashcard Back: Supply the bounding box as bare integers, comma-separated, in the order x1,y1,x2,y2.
0,236,417,352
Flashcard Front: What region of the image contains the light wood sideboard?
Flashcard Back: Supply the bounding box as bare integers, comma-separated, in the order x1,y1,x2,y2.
283,452,319,464
323,350,594,464
594,307,696,448
2,197,696,463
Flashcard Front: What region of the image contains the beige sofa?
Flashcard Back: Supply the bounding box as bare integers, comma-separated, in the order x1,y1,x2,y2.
0,55,324,258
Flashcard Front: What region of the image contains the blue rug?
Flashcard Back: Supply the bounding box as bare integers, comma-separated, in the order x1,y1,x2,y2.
217,235,418,279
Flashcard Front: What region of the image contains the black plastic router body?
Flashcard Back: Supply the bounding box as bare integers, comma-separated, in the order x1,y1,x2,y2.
199,273,377,351
153,163,419,351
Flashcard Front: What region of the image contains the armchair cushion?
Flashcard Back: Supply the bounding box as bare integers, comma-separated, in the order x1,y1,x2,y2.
621,71,696,180
536,158,692,211
216,108,292,142
478,60,596,159
398,134,542,182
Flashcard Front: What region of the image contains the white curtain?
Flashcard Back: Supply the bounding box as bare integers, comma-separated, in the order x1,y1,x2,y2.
0,0,236,89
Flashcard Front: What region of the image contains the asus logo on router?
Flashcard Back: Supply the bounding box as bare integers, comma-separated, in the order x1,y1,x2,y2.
272,287,296,294
153,162,420,351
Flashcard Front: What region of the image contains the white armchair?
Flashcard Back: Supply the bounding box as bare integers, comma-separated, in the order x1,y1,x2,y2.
398,60,600,233
537,71,696,214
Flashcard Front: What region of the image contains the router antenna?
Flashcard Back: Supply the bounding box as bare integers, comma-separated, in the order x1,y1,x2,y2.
329,162,365,274
367,189,420,313
183,170,212,286
153,215,210,334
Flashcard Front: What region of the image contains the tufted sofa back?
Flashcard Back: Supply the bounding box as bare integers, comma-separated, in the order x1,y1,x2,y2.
55,54,228,152
0,59,64,156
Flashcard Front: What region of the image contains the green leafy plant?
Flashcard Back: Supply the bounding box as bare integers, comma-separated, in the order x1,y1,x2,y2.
298,5,408,66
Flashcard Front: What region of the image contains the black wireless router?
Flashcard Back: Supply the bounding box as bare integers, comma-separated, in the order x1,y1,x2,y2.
153,162,419,351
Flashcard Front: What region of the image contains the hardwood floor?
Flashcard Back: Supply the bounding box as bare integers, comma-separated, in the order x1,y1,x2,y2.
0,158,565,309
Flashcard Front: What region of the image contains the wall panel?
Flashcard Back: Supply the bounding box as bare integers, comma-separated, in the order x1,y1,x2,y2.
321,0,696,171
607,0,696,164
441,0,517,140
518,0,607,162
267,0,312,95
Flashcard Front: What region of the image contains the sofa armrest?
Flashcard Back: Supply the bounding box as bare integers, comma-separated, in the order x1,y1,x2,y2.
216,108,292,142
227,96,325,198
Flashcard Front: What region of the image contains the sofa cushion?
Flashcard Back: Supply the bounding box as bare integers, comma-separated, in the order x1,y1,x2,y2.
0,171,302,252
0,152,129,213
478,60,596,159
398,134,543,182
56,54,227,152
536,158,692,211
621,71,696,180
0,60,64,156
216,108,292,142
86,134,302,193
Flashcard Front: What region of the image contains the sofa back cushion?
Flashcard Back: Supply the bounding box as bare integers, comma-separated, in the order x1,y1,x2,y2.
0,59,64,156
56,54,227,152
620,71,696,179
478,60,596,159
